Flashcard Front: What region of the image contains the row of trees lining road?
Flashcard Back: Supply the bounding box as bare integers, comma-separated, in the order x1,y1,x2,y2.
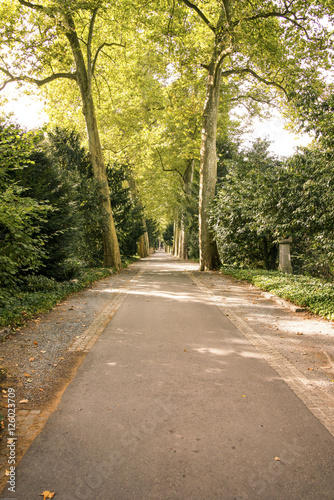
1,1,334,276
0,123,154,288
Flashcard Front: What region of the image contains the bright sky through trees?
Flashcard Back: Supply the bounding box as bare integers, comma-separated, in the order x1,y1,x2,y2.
3,91,311,157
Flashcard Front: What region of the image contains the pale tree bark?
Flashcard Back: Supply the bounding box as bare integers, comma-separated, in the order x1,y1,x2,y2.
198,63,221,270
181,0,315,269
180,158,195,260
127,175,150,258
9,2,122,269
137,222,150,258
64,11,121,269
181,0,233,270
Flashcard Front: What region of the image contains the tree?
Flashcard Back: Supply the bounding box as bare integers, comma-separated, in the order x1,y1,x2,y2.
0,0,123,268
209,138,281,270
0,122,50,287
175,0,332,270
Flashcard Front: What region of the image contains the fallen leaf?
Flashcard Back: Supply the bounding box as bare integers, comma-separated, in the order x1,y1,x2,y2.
40,491,55,499
297,332,303,335
29,357,35,362
4,470,10,476
241,395,246,398
40,350,46,353
19,399,29,404
34,341,38,346
24,373,31,377
184,349,187,352
274,457,281,461
39,388,44,392
7,438,14,444
308,367,313,371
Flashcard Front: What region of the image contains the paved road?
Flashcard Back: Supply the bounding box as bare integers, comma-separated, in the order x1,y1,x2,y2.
2,254,334,499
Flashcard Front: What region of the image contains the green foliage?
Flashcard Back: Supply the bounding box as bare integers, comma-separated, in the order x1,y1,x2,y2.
46,127,105,270
146,218,160,248
0,123,51,286
220,267,334,321
163,223,173,247
108,164,145,257
210,138,280,270
210,137,334,278
274,147,334,279
0,268,113,327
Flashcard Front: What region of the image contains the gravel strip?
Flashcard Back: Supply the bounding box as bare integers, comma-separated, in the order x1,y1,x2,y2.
194,270,334,397
0,262,143,471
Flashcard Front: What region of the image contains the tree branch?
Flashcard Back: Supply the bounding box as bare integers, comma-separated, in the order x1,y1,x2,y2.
0,67,77,91
229,94,274,106
92,42,125,76
238,8,314,41
87,8,98,78
17,0,45,12
180,0,216,34
221,67,288,97
156,149,184,180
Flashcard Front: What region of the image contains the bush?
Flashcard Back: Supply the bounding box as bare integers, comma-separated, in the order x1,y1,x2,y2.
0,267,114,327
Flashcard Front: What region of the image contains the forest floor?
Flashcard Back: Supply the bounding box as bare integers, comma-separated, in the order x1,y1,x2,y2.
0,253,333,498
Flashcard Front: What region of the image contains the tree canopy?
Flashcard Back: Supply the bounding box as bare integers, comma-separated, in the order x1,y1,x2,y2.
1,0,334,282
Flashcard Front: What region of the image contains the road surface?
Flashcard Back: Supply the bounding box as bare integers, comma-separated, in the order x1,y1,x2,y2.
2,253,334,499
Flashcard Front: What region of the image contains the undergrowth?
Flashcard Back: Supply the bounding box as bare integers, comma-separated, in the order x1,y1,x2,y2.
0,267,114,328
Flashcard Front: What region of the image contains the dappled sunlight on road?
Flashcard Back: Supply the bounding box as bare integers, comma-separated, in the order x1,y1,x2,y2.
91,287,209,304
194,346,263,359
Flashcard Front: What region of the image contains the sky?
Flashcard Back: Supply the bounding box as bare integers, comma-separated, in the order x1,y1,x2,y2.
2,92,311,158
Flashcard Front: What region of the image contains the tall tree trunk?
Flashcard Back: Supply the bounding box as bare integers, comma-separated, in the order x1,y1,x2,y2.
65,12,121,269
127,175,150,258
137,220,150,258
83,94,122,268
180,159,195,260
199,63,221,271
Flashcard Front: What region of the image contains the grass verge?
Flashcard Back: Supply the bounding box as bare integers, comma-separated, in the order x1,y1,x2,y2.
220,267,334,322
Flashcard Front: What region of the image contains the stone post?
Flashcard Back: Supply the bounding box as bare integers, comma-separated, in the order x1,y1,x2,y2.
279,237,293,274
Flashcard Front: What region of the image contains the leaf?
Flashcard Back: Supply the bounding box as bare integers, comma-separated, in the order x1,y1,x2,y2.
29,357,35,362
34,341,38,346
274,457,281,461
19,399,29,404
4,470,11,476
24,373,31,377
40,492,55,499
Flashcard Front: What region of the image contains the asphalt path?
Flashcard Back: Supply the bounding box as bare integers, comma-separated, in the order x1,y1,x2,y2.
2,253,334,499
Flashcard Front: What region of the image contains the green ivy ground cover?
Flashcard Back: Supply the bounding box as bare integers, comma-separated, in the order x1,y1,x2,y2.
0,267,115,328
220,267,334,322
